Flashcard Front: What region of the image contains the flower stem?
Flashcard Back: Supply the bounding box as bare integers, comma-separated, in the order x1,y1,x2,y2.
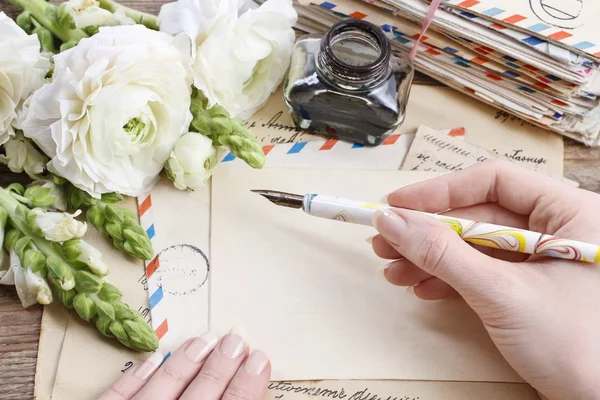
0,189,63,262
8,0,88,43
98,0,159,30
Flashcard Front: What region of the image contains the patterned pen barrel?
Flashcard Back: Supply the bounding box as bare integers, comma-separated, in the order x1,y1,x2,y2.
301,194,600,263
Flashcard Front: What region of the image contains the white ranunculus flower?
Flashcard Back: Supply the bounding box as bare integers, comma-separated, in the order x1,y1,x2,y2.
22,26,193,197
62,0,135,28
165,132,219,190
159,0,297,119
0,12,51,144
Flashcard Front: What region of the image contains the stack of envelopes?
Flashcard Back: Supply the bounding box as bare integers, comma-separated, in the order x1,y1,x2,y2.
292,0,600,146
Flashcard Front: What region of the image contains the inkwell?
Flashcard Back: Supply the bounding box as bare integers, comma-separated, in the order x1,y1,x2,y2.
283,19,414,145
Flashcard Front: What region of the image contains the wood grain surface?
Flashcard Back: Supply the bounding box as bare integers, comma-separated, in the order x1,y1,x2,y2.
0,1,599,398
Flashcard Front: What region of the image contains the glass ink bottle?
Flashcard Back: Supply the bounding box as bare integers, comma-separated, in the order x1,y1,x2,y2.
283,19,414,145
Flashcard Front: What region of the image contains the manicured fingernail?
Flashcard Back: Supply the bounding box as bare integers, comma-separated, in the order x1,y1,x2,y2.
366,235,376,244
406,285,415,295
134,351,164,379
243,350,269,375
372,209,405,242
379,193,391,204
220,330,247,359
185,330,219,362
376,261,393,275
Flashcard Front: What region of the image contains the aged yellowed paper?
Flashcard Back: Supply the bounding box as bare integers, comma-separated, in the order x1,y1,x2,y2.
210,168,522,382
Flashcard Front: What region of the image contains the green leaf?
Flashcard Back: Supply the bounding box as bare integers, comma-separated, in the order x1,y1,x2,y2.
23,249,46,273
16,11,33,34
14,237,32,259
105,222,123,241
113,303,137,321
58,288,76,308
61,239,83,262
4,230,22,252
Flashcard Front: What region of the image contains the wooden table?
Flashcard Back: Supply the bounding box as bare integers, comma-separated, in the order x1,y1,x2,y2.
1,1,600,399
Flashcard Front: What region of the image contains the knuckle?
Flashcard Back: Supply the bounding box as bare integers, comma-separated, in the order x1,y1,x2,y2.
102,387,127,400
160,362,187,383
195,365,230,387
416,229,449,275
223,386,259,400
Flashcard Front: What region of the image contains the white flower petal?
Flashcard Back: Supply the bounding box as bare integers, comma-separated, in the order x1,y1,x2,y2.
22,26,192,197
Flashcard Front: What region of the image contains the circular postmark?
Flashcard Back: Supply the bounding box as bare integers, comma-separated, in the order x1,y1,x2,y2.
529,0,584,29
154,244,210,296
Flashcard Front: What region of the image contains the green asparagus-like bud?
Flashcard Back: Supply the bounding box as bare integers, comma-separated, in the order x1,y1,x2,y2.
86,204,153,260
190,98,265,169
0,187,157,351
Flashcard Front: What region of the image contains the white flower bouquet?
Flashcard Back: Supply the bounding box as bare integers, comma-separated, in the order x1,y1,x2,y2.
0,0,297,351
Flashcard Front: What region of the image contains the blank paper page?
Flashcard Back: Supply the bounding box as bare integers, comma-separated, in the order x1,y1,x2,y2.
210,168,521,382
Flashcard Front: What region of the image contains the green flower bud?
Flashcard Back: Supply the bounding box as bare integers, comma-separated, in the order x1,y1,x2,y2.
97,282,122,304
74,270,103,294
105,221,123,241
61,239,83,262
123,208,138,220
83,25,99,36
87,206,105,230
7,183,25,196
46,255,75,290
23,249,46,274
105,205,124,223
101,193,124,205
123,229,152,260
60,41,78,52
113,303,137,321
56,3,76,29
52,175,67,185
57,288,77,308
34,27,57,53
109,320,128,343
4,229,22,252
66,184,96,209
73,293,96,321
15,203,30,223
24,186,56,208
16,11,33,33
96,315,113,336
95,300,115,321
14,237,32,259
123,320,159,352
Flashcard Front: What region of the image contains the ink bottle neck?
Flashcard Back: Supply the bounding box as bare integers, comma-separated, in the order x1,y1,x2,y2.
316,19,392,91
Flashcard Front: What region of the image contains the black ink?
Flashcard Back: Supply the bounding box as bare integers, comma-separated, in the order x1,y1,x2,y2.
138,273,148,290
422,133,471,157
153,244,210,296
529,0,584,29
263,112,302,133
121,361,134,373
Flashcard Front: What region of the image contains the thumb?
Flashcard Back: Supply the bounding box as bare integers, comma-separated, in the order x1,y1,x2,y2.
372,208,506,295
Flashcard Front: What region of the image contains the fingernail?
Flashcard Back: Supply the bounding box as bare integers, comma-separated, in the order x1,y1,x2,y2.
134,351,164,379
376,261,393,275
243,350,269,375
406,285,416,295
220,329,247,359
379,193,391,204
366,235,376,244
185,330,219,362
372,209,406,241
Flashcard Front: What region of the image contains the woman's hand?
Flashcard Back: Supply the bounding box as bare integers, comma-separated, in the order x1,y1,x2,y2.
99,331,270,400
371,160,600,400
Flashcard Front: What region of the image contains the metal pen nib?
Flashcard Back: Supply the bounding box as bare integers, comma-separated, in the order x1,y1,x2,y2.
251,190,304,209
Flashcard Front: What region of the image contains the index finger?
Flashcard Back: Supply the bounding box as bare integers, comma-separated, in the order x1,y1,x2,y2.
387,160,577,215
